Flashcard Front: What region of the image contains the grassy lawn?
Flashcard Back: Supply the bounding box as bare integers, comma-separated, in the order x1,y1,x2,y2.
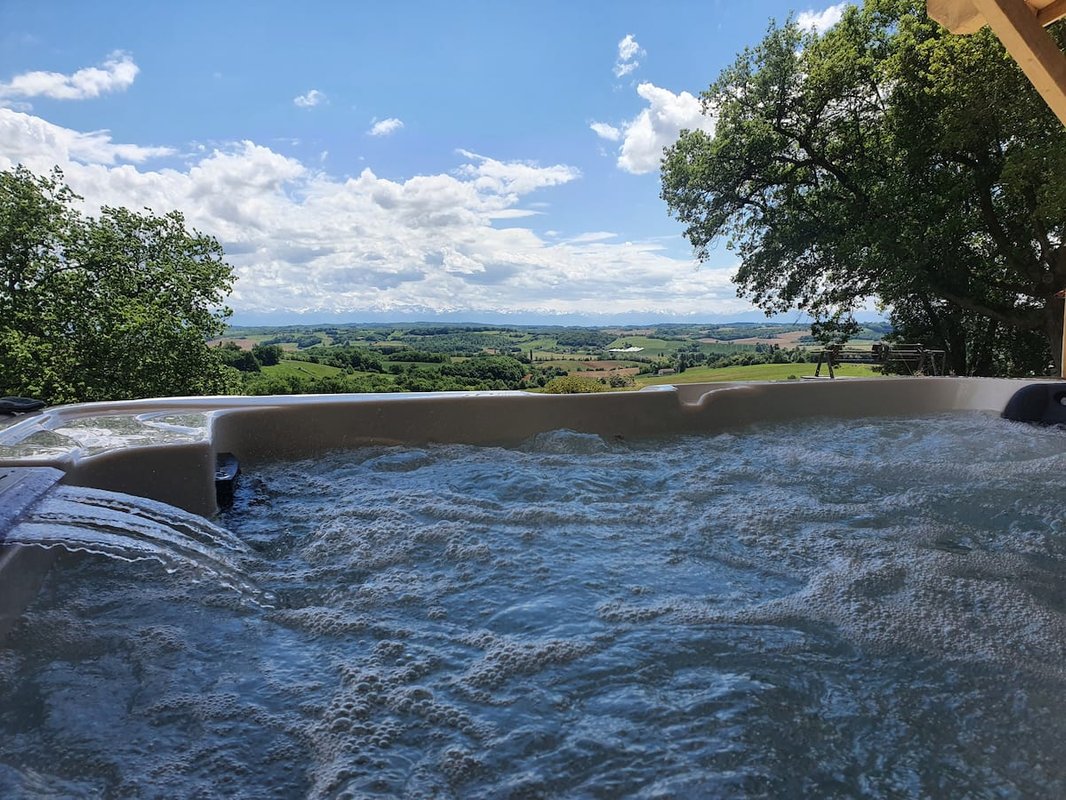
260,360,345,379
522,337,559,351
635,362,882,386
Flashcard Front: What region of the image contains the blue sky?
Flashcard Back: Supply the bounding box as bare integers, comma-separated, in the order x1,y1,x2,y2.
0,0,850,325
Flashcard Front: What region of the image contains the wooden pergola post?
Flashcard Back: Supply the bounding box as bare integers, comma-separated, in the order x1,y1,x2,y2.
1057,289,1066,378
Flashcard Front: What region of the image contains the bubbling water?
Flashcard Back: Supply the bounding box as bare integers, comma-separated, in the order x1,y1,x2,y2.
3,485,267,604
3,412,1066,798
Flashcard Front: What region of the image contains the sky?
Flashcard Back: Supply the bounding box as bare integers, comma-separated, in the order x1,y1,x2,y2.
0,0,851,325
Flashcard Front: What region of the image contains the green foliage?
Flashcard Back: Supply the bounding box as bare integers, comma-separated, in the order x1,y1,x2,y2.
0,165,236,403
604,335,754,358
408,325,497,336
216,342,261,372
261,333,322,348
211,322,835,397
662,1,1066,375
244,371,397,396
810,316,862,349
440,355,526,383
251,343,283,366
297,345,385,372
699,323,801,340
552,329,615,348
258,360,346,380
383,349,449,363
542,376,610,394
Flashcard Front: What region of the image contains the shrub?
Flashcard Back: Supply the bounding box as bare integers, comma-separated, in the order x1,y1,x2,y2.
542,376,609,394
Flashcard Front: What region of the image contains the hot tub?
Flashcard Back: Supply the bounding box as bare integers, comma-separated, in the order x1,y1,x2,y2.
0,378,1036,516
0,377,1061,797
0,377,1041,645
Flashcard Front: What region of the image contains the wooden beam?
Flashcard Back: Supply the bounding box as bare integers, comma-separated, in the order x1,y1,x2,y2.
1038,0,1066,26
1061,297,1066,378
970,0,1066,126
1057,290,1066,378
930,0,1066,31
928,0,987,33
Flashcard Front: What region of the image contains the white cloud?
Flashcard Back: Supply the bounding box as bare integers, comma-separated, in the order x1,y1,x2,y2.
293,89,326,108
367,117,404,137
455,149,579,196
0,51,138,105
589,122,621,142
597,82,715,175
617,35,641,63
797,3,848,34
614,34,645,78
1,110,174,164
566,232,617,244
0,108,745,318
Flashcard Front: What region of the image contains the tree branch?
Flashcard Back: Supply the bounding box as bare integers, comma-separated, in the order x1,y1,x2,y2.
938,289,1044,329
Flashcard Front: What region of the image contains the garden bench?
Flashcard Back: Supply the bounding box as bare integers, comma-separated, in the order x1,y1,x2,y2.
813,343,946,378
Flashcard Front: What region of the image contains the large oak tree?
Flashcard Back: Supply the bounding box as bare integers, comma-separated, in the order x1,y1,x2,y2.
0,166,238,404
662,0,1066,375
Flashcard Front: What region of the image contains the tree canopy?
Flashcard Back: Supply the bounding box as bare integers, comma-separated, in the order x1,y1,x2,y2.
0,166,237,403
661,0,1066,375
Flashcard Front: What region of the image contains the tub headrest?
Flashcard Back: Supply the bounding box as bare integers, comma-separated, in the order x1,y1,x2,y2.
1001,383,1066,425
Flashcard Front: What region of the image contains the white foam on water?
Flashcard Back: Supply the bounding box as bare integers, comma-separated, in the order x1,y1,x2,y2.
41,486,252,552
524,428,612,454
3,485,267,605
6,412,1066,797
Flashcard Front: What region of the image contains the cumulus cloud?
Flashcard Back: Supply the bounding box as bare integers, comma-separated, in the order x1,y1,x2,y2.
293,89,326,108
614,34,645,78
589,122,621,142
566,232,617,244
1,110,174,164
455,149,579,196
797,3,848,34
0,108,743,317
367,117,404,136
595,82,716,175
0,51,138,105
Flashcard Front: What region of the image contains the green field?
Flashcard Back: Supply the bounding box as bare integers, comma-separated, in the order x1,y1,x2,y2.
604,336,687,356
635,362,882,386
538,359,641,371
260,360,346,379
606,336,754,358
521,337,558,351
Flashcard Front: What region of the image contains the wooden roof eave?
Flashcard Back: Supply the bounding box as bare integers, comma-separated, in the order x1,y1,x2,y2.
928,0,1066,126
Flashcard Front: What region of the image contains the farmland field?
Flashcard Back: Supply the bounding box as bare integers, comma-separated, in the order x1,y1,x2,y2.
260,360,346,379
214,321,896,396
635,362,882,385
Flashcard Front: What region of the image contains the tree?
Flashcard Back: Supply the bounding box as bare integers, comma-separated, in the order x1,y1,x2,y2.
252,343,283,366
440,355,526,384
542,376,608,394
0,166,237,403
661,0,1066,375
218,342,262,372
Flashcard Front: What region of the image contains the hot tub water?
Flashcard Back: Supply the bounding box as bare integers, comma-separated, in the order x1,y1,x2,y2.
2,412,1066,798
4,485,265,603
